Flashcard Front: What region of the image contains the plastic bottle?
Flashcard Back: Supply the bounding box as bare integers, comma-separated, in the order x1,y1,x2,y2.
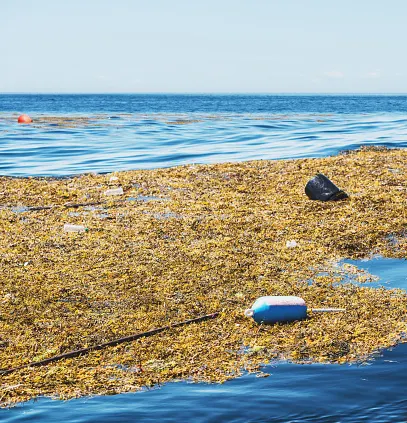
63,224,87,233
104,187,124,196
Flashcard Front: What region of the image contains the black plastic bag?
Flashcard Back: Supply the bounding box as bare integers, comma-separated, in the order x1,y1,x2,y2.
305,173,348,201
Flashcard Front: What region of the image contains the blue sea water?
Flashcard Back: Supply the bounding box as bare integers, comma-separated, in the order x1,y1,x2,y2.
1,94,407,176
1,94,407,422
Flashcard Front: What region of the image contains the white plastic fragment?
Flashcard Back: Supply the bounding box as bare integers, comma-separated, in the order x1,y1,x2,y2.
64,224,87,233
109,176,119,182
286,240,297,248
4,293,14,301
104,187,124,196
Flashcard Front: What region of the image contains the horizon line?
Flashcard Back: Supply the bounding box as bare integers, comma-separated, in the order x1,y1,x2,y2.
1,92,407,96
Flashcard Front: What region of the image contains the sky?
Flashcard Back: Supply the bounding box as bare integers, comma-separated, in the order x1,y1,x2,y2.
1,0,406,93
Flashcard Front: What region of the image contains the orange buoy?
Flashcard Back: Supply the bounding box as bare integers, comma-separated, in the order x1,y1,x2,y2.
18,114,33,124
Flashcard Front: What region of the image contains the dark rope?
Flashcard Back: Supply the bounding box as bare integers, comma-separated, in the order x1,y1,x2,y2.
27,201,105,211
0,312,220,376
8,197,162,212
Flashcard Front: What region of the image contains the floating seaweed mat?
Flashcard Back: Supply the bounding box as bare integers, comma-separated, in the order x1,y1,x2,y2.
1,146,407,407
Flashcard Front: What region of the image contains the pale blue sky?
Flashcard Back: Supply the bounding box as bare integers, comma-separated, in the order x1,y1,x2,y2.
1,0,406,93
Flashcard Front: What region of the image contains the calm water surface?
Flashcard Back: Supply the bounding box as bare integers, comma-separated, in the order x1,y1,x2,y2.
1,95,407,422
0,94,407,176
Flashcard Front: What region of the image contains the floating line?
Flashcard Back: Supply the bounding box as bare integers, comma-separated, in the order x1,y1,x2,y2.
0,312,220,376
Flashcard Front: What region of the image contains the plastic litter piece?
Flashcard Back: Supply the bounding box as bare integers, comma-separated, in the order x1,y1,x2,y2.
17,114,32,124
245,296,307,324
244,296,345,324
104,187,124,196
305,173,348,201
286,240,297,248
63,224,87,233
109,176,119,182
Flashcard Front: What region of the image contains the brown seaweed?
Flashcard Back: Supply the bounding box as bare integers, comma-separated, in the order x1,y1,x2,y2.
1,147,407,406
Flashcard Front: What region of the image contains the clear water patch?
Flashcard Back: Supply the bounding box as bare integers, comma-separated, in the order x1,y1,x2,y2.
127,195,169,202
335,256,407,290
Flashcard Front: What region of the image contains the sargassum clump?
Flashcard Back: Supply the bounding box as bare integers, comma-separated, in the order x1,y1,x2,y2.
1,147,407,406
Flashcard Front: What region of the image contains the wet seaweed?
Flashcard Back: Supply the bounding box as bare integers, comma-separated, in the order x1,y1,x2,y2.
1,147,407,406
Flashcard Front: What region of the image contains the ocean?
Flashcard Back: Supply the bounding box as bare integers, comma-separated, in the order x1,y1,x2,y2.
1,94,407,422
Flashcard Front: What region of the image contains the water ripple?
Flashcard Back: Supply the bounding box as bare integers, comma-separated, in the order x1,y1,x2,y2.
3,344,407,422
1,112,407,176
